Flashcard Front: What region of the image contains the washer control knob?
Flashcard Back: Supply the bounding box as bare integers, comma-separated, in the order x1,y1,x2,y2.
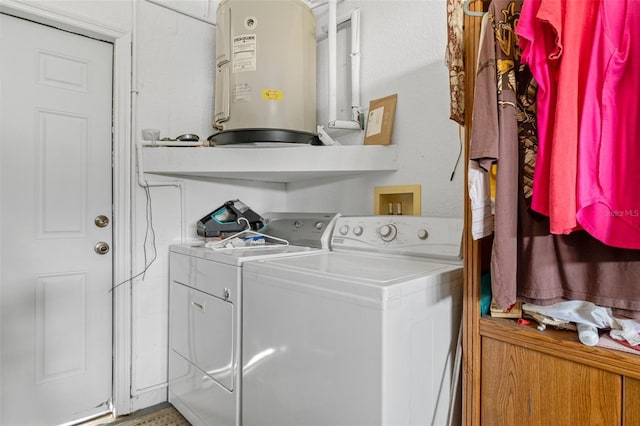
339,225,350,235
353,226,364,236
294,220,302,229
417,229,429,240
379,224,397,241
315,221,324,230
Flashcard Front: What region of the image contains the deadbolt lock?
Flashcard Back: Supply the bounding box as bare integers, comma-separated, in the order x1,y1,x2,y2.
95,215,109,228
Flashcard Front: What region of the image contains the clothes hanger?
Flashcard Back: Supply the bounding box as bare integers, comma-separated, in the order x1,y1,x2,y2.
463,0,486,17
205,217,290,249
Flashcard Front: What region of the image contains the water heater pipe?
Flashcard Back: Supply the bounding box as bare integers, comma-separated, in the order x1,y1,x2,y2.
327,4,361,130
349,8,361,124
328,0,337,125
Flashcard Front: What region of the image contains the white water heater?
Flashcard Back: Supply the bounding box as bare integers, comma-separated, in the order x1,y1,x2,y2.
212,0,318,145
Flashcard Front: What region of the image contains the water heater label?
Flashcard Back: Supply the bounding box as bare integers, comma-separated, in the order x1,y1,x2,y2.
233,83,251,102
262,89,283,101
232,34,257,73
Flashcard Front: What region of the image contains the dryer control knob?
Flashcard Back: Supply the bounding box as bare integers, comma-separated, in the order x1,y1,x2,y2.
339,225,350,235
379,224,397,241
417,229,429,240
353,226,364,236
315,221,324,230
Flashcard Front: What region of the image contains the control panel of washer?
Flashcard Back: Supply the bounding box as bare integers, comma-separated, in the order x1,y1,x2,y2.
331,215,463,260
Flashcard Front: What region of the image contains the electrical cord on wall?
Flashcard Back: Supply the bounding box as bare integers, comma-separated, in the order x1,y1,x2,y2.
449,125,464,181
141,181,158,279
109,181,158,292
109,142,184,294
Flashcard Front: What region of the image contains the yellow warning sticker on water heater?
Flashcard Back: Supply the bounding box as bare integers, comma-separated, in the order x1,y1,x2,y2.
262,89,283,101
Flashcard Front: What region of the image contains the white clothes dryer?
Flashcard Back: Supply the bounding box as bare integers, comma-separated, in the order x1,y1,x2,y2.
242,215,463,426
168,212,339,426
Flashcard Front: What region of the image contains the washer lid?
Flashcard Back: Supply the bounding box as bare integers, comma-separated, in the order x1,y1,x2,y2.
247,251,460,285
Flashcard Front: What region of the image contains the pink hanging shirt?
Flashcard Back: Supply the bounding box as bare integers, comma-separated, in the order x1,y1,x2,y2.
577,0,640,249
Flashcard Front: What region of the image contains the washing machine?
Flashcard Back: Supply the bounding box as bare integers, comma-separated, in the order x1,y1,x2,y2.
242,215,463,426
168,212,339,426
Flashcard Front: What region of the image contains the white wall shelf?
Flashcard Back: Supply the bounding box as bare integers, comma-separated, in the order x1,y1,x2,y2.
140,144,399,183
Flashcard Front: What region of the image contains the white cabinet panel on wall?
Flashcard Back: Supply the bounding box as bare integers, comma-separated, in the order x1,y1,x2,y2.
145,0,218,25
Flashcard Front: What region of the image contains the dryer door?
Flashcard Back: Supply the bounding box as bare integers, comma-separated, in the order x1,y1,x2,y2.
170,281,235,391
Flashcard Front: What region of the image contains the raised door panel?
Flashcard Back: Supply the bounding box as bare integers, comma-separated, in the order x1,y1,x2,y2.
481,338,621,426
624,377,640,425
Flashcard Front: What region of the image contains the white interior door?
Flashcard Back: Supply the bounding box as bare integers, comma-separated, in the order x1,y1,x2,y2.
0,14,114,425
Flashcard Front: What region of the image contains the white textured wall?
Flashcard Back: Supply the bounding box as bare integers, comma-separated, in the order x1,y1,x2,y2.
288,0,463,217
136,0,216,140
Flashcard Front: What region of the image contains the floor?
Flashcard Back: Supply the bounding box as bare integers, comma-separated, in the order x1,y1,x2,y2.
85,403,190,426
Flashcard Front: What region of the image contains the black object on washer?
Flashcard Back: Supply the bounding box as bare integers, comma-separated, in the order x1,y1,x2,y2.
196,199,265,237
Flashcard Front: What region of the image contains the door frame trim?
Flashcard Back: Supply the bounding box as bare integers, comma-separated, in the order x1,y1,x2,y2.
0,0,133,417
